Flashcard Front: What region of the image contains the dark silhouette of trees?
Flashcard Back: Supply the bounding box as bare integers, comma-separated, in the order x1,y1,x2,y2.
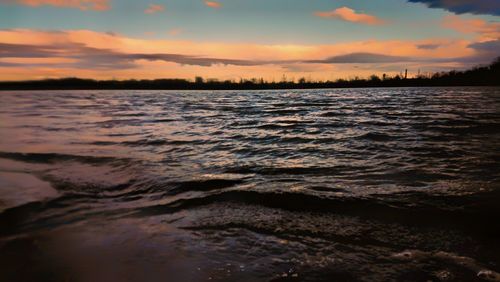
194,76,204,84
1,57,498,91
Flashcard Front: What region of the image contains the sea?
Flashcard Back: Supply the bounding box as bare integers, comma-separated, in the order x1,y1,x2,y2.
0,87,499,281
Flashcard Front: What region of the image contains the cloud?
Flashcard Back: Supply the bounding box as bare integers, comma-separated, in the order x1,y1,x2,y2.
2,29,469,63
0,41,456,70
0,29,488,81
417,43,441,50
468,40,500,53
462,40,500,64
144,4,165,14
0,0,110,10
0,42,136,69
127,54,264,67
204,1,221,9
305,53,415,64
407,0,500,16
442,15,500,41
0,42,265,68
315,6,385,25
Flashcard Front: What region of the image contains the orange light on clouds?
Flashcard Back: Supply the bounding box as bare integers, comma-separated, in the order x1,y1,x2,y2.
204,0,221,9
0,0,110,10
0,28,480,81
315,6,385,25
442,15,500,41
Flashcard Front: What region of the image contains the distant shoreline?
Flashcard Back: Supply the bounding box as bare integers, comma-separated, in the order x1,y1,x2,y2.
1,83,500,92
1,58,498,91
0,78,498,91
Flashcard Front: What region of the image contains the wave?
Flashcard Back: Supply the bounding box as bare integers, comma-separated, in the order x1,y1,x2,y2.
355,132,397,142
263,109,307,115
168,178,246,194
320,111,344,117
0,194,91,236
224,165,365,176
0,151,128,165
257,124,300,130
121,138,210,146
181,220,393,250
78,138,210,147
133,188,500,231
392,250,500,282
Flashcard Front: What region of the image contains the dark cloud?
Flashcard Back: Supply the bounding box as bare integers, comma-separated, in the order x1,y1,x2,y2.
416,44,440,50
0,62,20,67
305,53,415,64
0,42,424,69
0,42,269,69
124,53,265,67
468,40,500,53
419,40,500,68
460,40,500,64
2,41,497,72
407,0,500,16
0,42,61,58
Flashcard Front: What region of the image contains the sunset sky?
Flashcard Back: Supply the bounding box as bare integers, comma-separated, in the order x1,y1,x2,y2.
0,0,499,81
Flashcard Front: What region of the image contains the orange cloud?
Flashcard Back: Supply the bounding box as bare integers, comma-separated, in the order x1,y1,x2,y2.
0,29,474,61
0,57,78,64
204,0,221,9
442,15,500,41
0,0,110,10
144,4,165,14
315,6,385,25
0,29,481,81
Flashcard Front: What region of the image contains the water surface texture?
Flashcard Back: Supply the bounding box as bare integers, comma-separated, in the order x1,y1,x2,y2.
1,88,499,281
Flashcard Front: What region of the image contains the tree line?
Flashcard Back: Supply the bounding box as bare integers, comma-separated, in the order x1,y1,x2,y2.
1,57,498,90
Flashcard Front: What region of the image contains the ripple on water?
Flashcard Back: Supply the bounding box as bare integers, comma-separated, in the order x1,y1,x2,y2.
0,88,499,281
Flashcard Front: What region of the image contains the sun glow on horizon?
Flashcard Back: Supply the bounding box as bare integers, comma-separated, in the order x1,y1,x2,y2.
0,0,498,81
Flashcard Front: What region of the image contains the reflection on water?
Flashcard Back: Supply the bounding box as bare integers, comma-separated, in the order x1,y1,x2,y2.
0,88,499,281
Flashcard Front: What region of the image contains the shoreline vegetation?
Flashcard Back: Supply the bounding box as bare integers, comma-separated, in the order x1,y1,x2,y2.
1,58,498,91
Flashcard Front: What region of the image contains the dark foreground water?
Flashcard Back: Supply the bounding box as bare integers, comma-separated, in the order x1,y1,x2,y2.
0,88,499,282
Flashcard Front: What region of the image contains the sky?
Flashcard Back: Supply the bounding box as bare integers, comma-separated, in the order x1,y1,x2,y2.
0,0,499,81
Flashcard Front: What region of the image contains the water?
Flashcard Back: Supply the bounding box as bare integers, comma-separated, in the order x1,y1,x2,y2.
0,87,499,281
